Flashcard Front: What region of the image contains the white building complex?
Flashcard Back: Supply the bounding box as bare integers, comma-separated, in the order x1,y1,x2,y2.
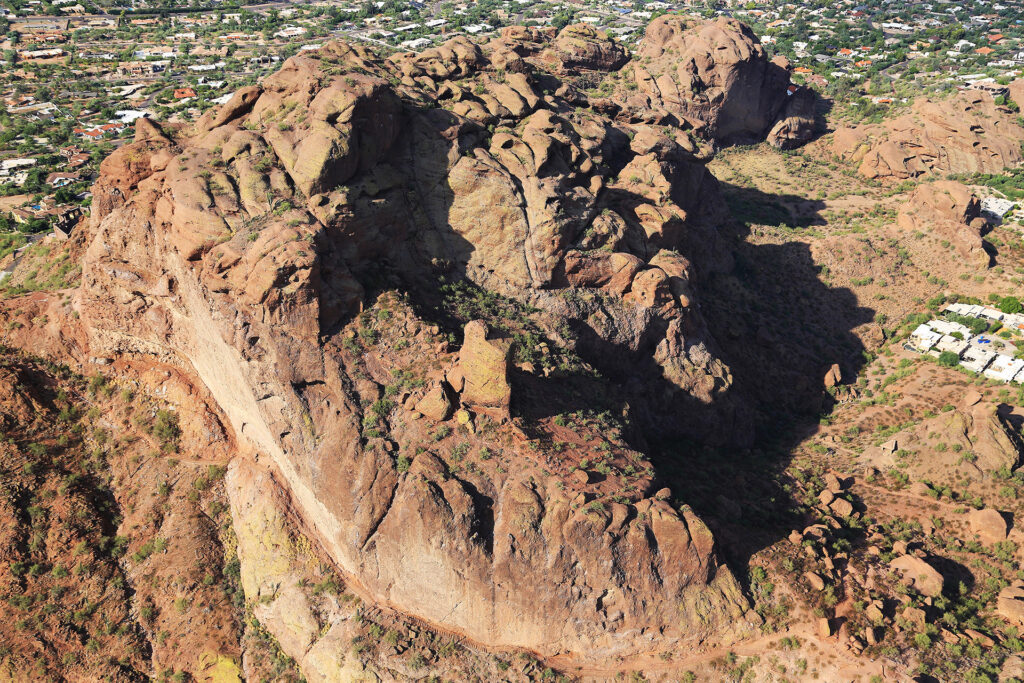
908,304,1024,383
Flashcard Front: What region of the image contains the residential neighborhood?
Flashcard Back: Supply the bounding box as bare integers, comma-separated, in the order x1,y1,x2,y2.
4,0,1024,239
909,301,1024,382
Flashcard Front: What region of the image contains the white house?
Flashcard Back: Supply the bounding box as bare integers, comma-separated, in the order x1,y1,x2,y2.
983,354,1024,382
931,335,970,358
929,319,973,338
982,196,1016,221
400,37,431,50
961,346,997,374
910,324,942,352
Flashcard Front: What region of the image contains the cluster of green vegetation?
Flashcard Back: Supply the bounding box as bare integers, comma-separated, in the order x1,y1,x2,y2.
952,168,1024,201
432,277,591,378
0,243,81,296
0,233,26,260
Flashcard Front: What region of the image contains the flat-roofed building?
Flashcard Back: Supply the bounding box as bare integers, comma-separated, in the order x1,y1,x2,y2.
961,346,997,374
909,324,942,352
930,336,970,358
984,354,1024,382
929,319,973,338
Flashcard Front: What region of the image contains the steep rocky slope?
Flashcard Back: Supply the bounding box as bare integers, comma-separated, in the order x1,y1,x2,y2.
69,31,764,669
0,349,250,682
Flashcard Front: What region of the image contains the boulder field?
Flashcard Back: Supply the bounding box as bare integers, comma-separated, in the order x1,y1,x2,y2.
68,24,789,669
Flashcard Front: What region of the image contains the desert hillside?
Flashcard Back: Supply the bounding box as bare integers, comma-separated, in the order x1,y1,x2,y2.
3,15,1024,683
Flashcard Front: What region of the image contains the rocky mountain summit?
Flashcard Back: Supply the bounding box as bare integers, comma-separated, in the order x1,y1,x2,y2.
62,22,800,674
620,16,816,148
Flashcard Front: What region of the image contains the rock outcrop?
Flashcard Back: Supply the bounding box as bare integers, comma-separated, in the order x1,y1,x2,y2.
897,181,990,268
767,86,817,150
73,34,758,670
889,554,944,597
456,320,511,417
830,90,1024,179
967,508,1009,546
861,395,1023,487
998,582,1024,625
548,23,629,72
618,16,810,147
483,18,814,149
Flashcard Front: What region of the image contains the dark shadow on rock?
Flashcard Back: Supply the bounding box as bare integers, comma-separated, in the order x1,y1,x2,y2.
931,555,975,597
718,179,828,228
649,183,875,569
329,95,874,583
805,88,834,145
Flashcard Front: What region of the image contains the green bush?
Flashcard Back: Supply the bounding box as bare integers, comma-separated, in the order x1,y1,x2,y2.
999,296,1023,314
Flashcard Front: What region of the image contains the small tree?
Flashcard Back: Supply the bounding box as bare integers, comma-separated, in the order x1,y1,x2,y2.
938,351,960,368
998,296,1022,314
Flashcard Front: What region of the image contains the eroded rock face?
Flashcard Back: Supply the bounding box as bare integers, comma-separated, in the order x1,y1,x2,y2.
549,23,629,72
457,320,511,416
75,35,756,668
485,17,812,149
830,90,1024,180
897,181,990,268
767,87,817,150
622,16,805,146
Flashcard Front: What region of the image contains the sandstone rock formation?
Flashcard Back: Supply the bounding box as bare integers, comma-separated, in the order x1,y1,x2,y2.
767,86,817,150
72,34,758,671
897,181,990,268
889,554,944,597
1009,79,1024,109
998,582,1024,625
967,508,1009,546
830,90,1024,180
456,320,511,417
547,23,629,72
482,18,813,149
619,16,810,147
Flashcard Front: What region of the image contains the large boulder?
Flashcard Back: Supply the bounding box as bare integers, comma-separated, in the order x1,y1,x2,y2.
415,382,454,422
998,582,1024,625
968,508,1009,546
548,23,628,71
767,87,817,150
457,321,511,416
889,554,944,597
563,250,645,294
